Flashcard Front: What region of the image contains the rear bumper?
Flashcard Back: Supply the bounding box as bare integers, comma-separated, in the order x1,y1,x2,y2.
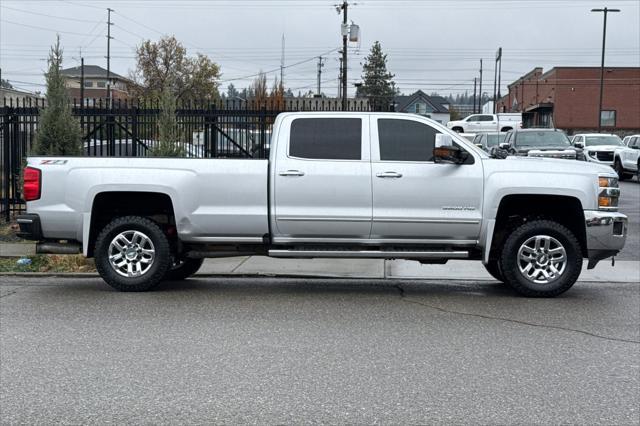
584,210,627,268
16,214,42,241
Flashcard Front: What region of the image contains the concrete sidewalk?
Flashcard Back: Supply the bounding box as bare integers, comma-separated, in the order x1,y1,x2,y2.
2,242,637,283
200,256,639,283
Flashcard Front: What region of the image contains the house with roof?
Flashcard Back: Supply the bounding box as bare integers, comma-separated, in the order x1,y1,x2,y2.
61,65,134,104
393,90,451,124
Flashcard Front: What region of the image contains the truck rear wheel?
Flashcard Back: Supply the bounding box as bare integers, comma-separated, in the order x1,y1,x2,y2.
95,216,171,292
499,220,582,297
164,258,204,281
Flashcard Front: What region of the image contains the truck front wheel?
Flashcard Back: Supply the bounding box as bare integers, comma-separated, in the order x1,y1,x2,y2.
95,216,171,292
499,220,582,297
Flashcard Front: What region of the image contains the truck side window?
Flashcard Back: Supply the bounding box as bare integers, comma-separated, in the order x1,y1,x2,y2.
479,115,494,121
289,118,361,160
378,119,439,162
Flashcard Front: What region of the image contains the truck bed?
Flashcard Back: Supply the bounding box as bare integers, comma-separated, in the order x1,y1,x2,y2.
27,157,270,244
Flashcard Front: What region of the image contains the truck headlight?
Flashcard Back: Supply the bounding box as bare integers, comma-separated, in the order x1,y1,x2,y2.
598,176,619,210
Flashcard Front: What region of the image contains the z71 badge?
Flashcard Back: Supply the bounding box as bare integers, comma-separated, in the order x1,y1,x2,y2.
40,160,68,165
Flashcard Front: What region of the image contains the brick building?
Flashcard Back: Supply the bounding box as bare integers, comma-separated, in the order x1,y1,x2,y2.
496,67,640,135
61,65,134,104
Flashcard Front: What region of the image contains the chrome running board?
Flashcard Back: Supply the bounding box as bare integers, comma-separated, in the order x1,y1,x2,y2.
268,249,469,259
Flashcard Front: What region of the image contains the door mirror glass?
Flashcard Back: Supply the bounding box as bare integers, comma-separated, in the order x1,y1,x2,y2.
574,141,584,148
435,133,453,148
433,144,469,164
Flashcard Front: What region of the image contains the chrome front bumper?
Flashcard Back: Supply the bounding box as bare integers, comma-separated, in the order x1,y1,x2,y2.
584,210,628,268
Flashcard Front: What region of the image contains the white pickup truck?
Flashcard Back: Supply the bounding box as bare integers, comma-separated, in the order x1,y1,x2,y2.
18,112,627,297
446,113,522,134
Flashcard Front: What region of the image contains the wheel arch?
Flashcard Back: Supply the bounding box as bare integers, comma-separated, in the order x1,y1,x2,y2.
488,194,587,261
86,191,176,257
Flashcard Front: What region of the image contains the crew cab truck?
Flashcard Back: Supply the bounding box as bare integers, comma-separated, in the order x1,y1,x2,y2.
18,112,627,297
446,113,522,134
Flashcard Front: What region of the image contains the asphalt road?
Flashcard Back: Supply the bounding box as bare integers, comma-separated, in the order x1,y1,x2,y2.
1,276,638,424
618,179,640,261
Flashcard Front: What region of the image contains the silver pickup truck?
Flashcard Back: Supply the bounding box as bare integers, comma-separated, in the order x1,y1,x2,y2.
17,112,627,297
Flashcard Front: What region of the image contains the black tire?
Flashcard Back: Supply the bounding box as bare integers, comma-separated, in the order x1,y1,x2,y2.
452,127,463,133
94,216,171,292
499,219,583,298
614,159,631,181
484,259,505,282
164,258,204,281
500,127,512,132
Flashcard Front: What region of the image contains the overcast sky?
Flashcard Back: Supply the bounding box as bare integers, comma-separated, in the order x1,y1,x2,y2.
1,0,639,98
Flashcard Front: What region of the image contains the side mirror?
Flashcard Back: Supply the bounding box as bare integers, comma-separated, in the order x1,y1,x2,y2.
574,142,584,148
499,142,510,150
475,143,483,149
435,133,453,148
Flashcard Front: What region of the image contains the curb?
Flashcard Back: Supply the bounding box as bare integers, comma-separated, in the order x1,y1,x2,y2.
1,271,638,284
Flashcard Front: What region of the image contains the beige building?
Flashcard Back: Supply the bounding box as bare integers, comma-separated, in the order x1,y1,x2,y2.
61,65,133,104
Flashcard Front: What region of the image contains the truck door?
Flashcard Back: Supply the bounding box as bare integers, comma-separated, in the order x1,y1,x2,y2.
370,116,483,243
272,115,372,241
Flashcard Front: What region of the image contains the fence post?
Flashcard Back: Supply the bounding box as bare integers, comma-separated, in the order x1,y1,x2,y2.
107,102,115,156
1,107,10,222
259,105,267,159
131,105,138,157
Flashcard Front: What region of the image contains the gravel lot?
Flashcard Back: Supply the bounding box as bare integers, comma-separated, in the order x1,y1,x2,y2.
1,276,638,424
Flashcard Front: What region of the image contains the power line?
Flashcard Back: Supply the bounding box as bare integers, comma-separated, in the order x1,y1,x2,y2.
1,5,102,23
0,19,101,36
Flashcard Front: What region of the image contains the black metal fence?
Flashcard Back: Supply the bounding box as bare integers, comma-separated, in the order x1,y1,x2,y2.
1,97,382,222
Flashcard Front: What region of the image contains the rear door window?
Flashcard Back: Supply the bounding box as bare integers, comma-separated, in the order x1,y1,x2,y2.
289,118,362,160
378,119,439,162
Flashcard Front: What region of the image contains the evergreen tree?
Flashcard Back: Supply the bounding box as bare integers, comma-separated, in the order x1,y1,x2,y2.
152,83,184,157
357,41,397,111
227,83,239,99
33,36,83,156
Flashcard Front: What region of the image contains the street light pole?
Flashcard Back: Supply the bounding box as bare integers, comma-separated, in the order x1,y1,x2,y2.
591,7,620,132
340,1,348,110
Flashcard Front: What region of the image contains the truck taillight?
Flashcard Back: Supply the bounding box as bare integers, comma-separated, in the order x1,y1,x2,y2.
23,167,41,201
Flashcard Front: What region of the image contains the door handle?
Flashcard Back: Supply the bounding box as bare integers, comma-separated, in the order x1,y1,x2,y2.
376,171,403,178
279,170,305,177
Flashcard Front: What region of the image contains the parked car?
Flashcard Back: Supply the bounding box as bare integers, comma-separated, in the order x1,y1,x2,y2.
472,132,507,152
622,134,637,146
18,112,626,298
84,139,203,158
613,134,640,180
572,134,625,166
459,133,476,142
498,129,578,159
446,113,522,133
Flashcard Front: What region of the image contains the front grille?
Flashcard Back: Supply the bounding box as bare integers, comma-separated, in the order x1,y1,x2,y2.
595,151,614,162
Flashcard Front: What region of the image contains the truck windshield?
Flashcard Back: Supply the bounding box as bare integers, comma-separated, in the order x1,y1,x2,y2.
515,131,570,147
584,135,624,147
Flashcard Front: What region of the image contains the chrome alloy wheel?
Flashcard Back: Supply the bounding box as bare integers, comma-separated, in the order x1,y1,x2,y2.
108,230,156,277
517,235,567,284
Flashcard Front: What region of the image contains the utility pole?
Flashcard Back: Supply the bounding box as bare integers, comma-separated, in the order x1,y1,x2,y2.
473,77,477,114
591,7,620,132
478,59,483,114
340,1,348,110
492,58,498,113
338,55,343,99
280,33,285,86
497,48,502,111
80,57,85,108
317,56,324,96
106,7,114,105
